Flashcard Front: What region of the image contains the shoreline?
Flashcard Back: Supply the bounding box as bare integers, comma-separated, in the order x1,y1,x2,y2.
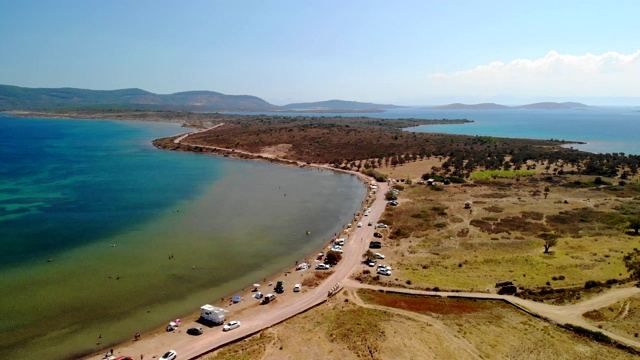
83,128,376,359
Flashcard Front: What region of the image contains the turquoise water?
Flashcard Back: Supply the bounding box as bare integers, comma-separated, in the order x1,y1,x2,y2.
229,107,640,155
0,117,366,359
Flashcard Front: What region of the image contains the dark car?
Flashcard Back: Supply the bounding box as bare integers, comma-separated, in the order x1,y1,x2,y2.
187,326,204,335
369,241,382,249
373,232,383,238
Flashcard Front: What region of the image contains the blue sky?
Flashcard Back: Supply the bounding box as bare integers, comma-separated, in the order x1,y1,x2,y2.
1,0,639,105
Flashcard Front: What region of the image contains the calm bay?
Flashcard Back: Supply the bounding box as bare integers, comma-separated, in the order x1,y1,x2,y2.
0,117,366,359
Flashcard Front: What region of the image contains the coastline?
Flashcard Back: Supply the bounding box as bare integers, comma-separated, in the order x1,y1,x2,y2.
81,127,375,359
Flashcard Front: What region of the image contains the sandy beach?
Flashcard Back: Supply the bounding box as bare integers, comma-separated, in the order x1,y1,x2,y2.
85,129,386,360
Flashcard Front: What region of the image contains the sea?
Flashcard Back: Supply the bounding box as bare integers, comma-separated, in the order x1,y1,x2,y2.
232,106,640,155
0,116,366,359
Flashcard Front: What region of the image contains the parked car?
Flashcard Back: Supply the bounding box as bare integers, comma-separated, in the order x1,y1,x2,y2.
223,320,241,331
294,283,301,292
160,350,177,360
375,253,385,259
388,201,398,206
378,264,391,271
114,357,134,360
373,232,383,238
357,222,363,228
368,221,373,226
369,241,382,249
367,259,377,267
316,263,330,270
377,223,388,228
187,326,204,335
377,268,392,276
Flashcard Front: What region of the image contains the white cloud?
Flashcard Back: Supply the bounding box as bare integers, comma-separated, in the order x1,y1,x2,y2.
427,50,640,97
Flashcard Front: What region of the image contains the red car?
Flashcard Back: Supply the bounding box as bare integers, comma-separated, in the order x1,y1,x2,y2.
115,357,134,360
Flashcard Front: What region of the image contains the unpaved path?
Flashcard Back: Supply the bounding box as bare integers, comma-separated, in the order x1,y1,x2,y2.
173,123,225,144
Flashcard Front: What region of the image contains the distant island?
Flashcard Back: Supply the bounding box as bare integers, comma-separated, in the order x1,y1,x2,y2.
0,84,401,113
426,102,591,110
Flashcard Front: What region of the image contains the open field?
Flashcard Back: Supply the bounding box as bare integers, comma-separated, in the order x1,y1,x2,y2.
359,159,640,305
204,289,637,359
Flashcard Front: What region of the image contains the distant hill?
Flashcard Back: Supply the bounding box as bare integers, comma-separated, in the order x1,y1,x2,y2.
514,102,590,110
0,85,406,112
425,101,590,110
281,99,401,111
0,85,278,111
426,103,510,110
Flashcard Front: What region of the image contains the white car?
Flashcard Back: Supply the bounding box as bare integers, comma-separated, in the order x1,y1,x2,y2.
160,350,177,360
377,268,392,276
294,284,301,292
316,263,330,270
357,222,362,228
376,223,388,228
223,320,241,331
375,253,385,259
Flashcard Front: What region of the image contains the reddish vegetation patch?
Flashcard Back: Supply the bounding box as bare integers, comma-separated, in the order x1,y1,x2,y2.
521,211,544,221
484,205,504,213
360,290,507,315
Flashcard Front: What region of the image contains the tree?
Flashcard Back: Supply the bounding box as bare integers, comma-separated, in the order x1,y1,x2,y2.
544,186,550,199
623,248,640,280
628,216,640,235
325,250,342,265
362,249,376,262
538,233,559,253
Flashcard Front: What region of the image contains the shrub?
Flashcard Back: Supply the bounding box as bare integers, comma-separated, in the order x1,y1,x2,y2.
584,280,601,289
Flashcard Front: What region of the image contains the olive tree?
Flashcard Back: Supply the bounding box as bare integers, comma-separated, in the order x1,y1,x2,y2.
538,232,559,254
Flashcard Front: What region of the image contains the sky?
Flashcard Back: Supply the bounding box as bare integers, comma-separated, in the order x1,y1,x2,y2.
1,0,639,105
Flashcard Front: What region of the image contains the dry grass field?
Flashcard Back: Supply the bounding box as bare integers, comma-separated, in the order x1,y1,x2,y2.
205,289,637,360
357,159,640,303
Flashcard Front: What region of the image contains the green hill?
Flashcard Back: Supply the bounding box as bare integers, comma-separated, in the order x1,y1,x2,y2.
0,85,278,111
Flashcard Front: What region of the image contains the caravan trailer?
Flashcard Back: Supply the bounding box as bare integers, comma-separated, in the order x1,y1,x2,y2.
199,304,227,325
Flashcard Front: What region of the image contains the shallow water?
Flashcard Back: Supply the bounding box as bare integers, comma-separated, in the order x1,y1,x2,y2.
0,117,366,359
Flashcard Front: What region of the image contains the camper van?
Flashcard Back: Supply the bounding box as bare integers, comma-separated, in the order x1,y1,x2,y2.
199,304,227,324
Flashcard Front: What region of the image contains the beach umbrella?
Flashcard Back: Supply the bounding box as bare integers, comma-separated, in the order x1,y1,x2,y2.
232,295,242,302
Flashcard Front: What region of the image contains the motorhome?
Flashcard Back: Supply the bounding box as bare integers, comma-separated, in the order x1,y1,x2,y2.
199,304,228,324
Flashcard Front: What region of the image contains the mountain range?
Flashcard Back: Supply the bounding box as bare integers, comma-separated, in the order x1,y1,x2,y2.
425,102,591,110
0,85,399,112
0,84,596,112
